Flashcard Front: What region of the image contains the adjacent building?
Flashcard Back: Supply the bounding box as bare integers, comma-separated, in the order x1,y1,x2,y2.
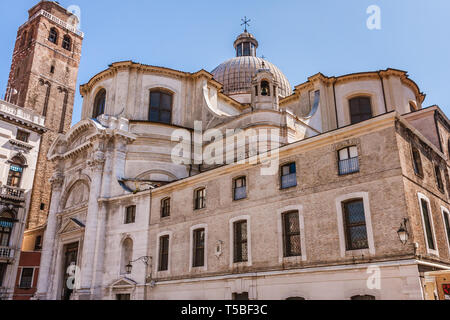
0,1,83,300
35,26,450,300
0,99,45,300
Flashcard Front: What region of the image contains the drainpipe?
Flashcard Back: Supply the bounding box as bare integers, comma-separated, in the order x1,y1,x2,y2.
333,79,339,129
378,72,388,114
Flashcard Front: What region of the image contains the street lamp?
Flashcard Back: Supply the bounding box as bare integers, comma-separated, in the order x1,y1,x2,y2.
126,256,152,275
397,218,409,245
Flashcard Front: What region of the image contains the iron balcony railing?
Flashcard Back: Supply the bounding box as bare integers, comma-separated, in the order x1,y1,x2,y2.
339,157,360,176
0,246,14,260
0,185,25,202
234,187,247,200
281,173,297,189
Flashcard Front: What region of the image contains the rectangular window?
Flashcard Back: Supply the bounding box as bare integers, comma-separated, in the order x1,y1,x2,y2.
443,210,450,249
233,177,247,200
193,229,205,268
283,211,301,257
19,268,34,289
233,292,249,300
194,188,206,210
234,221,248,263
34,235,42,251
412,146,423,177
161,198,170,218
7,165,23,188
435,165,444,193
125,206,136,224
343,200,369,250
0,263,6,287
281,163,297,189
16,130,30,143
159,235,169,271
421,199,436,250
349,97,372,125
338,146,359,175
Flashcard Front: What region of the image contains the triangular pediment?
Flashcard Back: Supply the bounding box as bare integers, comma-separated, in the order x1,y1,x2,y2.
110,277,137,288
59,219,84,235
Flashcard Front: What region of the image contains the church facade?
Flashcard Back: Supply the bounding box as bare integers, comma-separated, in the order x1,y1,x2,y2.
35,24,450,300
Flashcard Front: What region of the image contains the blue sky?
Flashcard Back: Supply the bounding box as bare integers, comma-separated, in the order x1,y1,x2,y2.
0,0,449,125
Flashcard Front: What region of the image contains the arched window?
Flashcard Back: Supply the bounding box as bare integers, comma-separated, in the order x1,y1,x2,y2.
349,96,372,125
447,139,450,159
28,28,34,45
120,238,133,274
7,156,25,188
261,80,270,96
48,28,58,44
92,89,106,118
62,35,72,51
21,30,28,47
149,90,173,124
0,211,15,247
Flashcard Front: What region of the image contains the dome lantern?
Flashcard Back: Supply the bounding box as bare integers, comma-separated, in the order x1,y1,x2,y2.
234,16,258,57
234,32,258,57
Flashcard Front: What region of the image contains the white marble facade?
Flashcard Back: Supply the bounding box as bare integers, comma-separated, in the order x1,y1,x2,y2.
36,31,439,300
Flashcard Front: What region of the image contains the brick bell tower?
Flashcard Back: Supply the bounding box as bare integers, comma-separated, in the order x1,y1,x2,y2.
5,1,83,233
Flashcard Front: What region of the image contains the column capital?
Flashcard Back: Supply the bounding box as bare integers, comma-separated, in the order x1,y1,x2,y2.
87,150,105,172
49,172,64,190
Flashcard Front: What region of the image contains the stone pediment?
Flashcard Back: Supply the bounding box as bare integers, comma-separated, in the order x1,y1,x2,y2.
110,277,137,289
59,218,85,235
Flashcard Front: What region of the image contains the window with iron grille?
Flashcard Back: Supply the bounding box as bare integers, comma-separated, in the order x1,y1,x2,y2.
62,35,72,51
149,90,173,124
161,198,170,218
0,263,6,287
19,268,33,289
193,229,205,268
233,220,248,263
421,199,436,250
444,210,450,249
194,188,206,210
16,130,30,143
343,200,369,250
283,211,301,257
233,177,247,200
159,235,169,271
338,146,359,175
125,206,136,224
349,97,372,125
411,146,423,177
435,165,444,193
281,163,297,189
48,28,58,44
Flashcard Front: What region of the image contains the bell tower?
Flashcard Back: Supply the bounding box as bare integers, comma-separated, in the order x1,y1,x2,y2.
5,1,84,231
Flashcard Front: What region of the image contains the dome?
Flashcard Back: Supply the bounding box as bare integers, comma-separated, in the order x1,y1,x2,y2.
211,30,292,99
211,56,293,98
